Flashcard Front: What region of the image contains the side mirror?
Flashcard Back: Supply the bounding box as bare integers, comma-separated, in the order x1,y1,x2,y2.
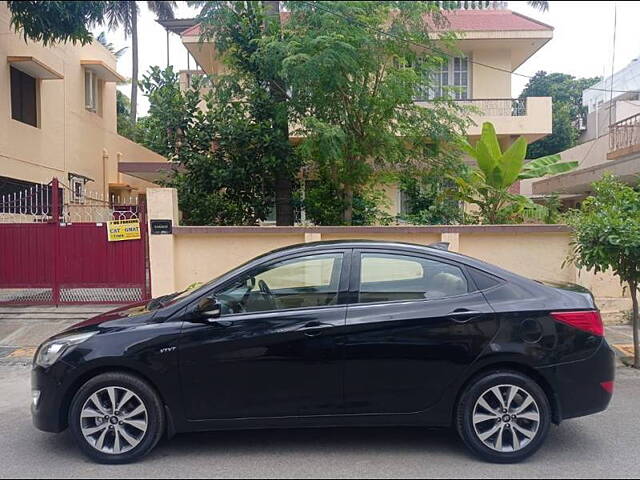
194,295,221,321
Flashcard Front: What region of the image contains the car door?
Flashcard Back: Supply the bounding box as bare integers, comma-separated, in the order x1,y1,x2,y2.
343,249,497,415
179,249,350,420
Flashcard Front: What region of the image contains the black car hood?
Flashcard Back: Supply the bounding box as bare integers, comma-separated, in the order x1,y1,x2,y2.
64,301,158,332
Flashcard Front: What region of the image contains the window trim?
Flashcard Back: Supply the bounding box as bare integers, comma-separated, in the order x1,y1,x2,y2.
207,249,352,317
84,69,101,114
415,55,471,102
349,248,476,307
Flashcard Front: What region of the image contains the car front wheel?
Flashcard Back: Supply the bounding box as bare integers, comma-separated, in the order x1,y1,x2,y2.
68,372,165,464
456,370,551,463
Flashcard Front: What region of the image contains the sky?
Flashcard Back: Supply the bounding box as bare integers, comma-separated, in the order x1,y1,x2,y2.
95,1,640,117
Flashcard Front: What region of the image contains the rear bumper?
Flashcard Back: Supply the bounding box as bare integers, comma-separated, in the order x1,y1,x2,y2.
540,339,615,422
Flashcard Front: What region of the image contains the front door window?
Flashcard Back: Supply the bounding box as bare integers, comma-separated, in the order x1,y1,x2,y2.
216,253,344,314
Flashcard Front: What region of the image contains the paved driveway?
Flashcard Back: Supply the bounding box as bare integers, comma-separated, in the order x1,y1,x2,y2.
1,366,639,479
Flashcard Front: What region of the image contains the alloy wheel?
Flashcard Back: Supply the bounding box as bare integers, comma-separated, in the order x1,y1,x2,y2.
80,386,148,455
472,384,541,453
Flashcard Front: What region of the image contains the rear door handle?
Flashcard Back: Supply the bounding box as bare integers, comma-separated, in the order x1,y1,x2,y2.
297,321,334,336
448,309,482,323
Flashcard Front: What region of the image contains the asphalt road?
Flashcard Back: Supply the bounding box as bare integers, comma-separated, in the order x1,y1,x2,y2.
1,365,639,479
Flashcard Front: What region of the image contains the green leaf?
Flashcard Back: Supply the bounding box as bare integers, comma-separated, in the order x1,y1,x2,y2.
475,140,497,179
480,122,502,159
499,136,527,187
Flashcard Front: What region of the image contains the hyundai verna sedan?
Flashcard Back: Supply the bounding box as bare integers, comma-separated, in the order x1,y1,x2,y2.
32,241,614,464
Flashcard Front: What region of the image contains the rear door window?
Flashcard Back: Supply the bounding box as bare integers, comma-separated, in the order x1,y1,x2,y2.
358,252,468,304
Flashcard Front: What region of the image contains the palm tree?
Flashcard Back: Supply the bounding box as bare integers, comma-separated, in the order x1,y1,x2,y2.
527,1,549,11
105,1,176,123
96,31,128,59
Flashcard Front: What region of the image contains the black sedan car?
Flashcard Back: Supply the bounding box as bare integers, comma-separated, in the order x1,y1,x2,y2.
32,240,614,464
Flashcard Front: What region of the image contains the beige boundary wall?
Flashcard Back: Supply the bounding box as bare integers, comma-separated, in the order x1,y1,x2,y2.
147,189,628,308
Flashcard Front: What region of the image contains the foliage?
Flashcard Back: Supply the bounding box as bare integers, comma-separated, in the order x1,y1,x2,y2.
398,149,467,225
566,175,640,368
197,1,298,225
520,72,601,158
280,1,469,225
457,122,578,224
7,1,106,45
302,178,393,226
138,66,277,226
116,91,137,140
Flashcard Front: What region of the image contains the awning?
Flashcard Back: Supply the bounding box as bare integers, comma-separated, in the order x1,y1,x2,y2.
118,162,183,183
7,56,63,79
80,60,125,83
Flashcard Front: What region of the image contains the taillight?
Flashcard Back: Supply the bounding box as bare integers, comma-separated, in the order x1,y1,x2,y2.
600,381,614,394
550,310,604,337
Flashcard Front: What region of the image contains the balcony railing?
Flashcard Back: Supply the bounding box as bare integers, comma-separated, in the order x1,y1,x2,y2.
609,113,640,157
416,98,527,117
456,98,527,117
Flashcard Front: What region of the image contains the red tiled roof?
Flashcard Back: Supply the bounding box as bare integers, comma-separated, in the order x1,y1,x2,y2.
438,9,553,32
181,9,552,38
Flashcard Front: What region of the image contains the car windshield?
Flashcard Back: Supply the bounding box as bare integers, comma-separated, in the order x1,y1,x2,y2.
145,281,212,310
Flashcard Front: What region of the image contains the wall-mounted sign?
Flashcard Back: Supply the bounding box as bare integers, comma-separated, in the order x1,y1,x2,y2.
150,219,172,235
107,219,141,242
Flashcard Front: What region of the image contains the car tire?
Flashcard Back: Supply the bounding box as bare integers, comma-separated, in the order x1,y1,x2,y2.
456,370,551,463
68,372,165,464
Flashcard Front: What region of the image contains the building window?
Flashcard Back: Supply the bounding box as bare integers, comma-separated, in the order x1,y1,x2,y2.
415,57,470,101
10,66,38,127
84,70,102,114
69,174,91,204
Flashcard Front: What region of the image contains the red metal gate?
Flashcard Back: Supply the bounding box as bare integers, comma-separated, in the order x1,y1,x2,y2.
0,178,150,305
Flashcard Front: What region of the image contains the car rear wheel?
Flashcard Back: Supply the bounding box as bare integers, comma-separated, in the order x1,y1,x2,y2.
69,372,165,464
456,370,551,463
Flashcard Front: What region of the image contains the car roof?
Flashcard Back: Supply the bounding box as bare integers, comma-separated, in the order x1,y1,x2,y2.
256,239,529,283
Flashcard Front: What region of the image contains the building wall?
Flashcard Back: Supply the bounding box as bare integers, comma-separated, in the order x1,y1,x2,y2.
470,48,512,99
0,3,165,196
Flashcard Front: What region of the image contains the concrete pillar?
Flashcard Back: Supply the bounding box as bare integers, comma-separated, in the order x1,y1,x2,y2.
305,232,322,243
147,188,179,297
440,232,460,252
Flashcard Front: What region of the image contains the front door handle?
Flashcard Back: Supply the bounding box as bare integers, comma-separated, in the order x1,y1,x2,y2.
448,309,482,323
297,321,334,336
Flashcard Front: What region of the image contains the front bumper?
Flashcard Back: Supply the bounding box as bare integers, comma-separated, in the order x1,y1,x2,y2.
540,339,615,422
31,362,74,433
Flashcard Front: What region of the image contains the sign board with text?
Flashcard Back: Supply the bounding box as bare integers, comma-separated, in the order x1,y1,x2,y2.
107,219,141,242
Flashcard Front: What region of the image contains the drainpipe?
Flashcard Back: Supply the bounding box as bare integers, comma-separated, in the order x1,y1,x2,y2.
102,149,109,200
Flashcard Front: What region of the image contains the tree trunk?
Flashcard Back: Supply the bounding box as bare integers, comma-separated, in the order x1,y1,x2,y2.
130,10,138,124
631,282,639,369
263,1,294,226
343,185,353,225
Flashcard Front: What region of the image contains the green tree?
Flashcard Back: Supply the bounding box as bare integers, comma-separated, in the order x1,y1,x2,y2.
104,1,176,124
282,1,469,225
457,122,578,224
398,148,467,225
6,1,106,45
566,175,640,368
196,1,298,226
138,66,276,225
520,72,601,158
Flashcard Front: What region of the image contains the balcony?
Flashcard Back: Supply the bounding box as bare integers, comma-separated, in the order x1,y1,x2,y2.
415,96,552,142
608,113,640,160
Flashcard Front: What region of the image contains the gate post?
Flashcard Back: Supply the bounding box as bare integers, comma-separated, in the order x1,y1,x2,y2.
147,188,179,297
50,177,61,304
50,177,60,223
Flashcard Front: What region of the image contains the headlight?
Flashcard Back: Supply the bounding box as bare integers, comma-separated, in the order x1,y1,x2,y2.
34,332,96,368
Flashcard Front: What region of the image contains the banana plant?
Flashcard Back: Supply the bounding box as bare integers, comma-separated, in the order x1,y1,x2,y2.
455,122,578,224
